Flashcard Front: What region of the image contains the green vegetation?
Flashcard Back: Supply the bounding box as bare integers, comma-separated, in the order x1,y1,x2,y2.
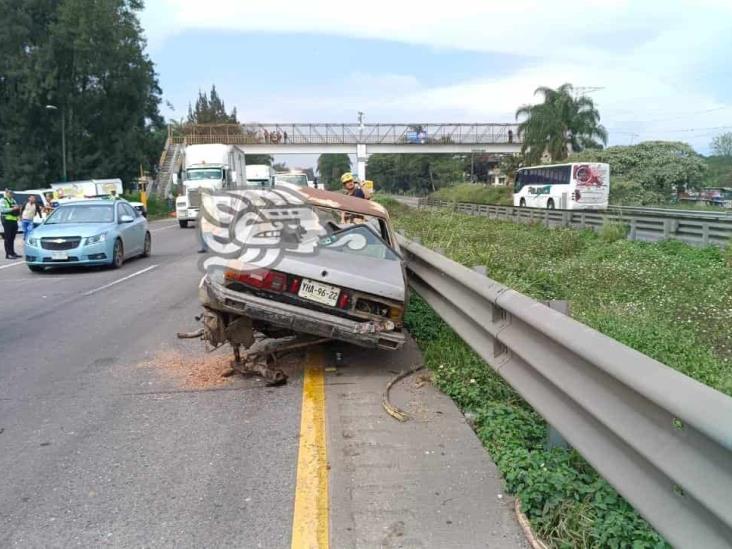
702,155,732,188
711,132,732,157
516,83,607,164
383,199,732,546
430,183,513,205
0,0,164,189
122,191,170,219
572,141,708,202
317,154,352,190
366,153,465,195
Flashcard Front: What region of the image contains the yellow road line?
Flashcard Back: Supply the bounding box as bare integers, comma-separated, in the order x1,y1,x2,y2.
291,347,329,549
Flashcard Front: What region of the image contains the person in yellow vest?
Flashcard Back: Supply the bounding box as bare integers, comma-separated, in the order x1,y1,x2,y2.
1,189,21,259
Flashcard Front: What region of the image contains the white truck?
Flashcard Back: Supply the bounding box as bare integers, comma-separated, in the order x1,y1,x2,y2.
176,144,246,228
245,165,275,188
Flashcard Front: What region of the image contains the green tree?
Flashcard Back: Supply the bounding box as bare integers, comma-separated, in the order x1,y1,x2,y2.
498,154,524,185
711,132,732,157
366,154,465,194
0,0,164,189
187,85,238,124
516,83,607,164
317,154,351,190
572,141,707,202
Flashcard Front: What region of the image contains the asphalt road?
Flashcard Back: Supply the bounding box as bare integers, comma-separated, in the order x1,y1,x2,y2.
0,221,302,548
0,221,526,548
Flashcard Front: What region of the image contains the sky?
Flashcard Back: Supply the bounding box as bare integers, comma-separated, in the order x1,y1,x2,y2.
140,0,732,164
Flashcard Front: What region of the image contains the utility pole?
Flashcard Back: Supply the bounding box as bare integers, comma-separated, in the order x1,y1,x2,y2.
46,104,67,181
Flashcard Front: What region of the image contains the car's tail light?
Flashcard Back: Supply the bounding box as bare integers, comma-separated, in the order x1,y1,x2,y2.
289,276,301,294
337,292,351,309
225,269,287,292
389,305,403,320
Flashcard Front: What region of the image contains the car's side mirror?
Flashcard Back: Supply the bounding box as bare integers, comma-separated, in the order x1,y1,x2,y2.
119,214,134,223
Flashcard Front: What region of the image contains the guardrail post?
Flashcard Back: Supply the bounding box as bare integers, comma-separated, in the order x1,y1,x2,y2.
544,299,571,450
702,223,710,245
629,218,637,240
562,211,571,228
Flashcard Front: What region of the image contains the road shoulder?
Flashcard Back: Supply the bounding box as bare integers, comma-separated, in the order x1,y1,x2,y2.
325,337,527,548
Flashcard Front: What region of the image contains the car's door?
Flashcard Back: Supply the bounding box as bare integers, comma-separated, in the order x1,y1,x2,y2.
121,202,145,254
116,202,137,255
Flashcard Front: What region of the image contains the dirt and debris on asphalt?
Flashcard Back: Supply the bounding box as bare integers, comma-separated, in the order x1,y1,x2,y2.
140,346,235,389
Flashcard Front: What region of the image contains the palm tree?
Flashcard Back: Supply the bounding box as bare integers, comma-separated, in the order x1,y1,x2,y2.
516,83,607,164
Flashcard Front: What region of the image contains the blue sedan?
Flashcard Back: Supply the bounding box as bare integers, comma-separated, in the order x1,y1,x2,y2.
24,200,151,272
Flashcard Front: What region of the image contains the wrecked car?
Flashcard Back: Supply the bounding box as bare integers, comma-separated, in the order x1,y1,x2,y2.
180,186,407,383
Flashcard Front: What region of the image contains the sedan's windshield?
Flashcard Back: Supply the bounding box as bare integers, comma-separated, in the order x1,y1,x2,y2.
318,224,399,261
187,168,222,181
46,204,114,224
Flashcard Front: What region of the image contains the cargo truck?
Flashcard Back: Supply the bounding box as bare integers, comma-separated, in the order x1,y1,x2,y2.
176,144,247,228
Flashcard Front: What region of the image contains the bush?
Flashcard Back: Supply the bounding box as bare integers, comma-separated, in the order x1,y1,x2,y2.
431,183,512,205
725,242,732,268
122,191,170,218
609,177,667,206
598,221,628,243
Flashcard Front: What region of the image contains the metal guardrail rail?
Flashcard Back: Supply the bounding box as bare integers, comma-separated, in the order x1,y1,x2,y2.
167,123,520,146
418,198,732,247
397,234,732,548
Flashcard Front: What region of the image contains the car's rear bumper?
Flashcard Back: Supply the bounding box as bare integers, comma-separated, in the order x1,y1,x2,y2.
199,276,405,351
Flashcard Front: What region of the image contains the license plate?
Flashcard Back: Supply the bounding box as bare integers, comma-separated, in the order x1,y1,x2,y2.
50,251,68,260
298,278,340,306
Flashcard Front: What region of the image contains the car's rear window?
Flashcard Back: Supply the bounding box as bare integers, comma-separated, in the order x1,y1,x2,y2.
318,225,399,261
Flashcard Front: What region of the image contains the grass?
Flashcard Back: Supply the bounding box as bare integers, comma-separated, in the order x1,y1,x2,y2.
430,183,513,205
382,198,732,547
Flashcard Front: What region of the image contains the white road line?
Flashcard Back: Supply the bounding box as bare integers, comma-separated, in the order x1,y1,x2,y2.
0,261,23,271
83,265,158,296
150,223,178,233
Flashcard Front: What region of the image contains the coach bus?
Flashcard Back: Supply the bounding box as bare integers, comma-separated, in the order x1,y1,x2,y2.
513,162,610,210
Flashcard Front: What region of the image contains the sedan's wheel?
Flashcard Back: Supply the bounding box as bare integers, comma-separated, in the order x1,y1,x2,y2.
519,198,526,207
111,239,124,269
179,220,188,228
142,232,151,257
547,198,555,209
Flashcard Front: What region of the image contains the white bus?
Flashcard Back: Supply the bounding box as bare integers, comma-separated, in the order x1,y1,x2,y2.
513,162,610,210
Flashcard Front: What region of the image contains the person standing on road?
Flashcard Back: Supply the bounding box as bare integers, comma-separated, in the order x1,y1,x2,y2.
21,195,42,240
1,189,21,259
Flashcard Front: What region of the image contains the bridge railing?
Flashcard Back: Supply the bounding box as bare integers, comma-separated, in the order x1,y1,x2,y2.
168,123,521,146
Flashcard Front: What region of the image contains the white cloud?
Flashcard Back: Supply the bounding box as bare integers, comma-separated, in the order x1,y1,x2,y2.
143,0,732,152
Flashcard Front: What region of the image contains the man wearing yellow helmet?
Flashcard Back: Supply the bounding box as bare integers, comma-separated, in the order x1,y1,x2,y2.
340,172,366,199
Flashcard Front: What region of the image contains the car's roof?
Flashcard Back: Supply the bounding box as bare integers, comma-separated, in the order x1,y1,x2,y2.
294,187,389,220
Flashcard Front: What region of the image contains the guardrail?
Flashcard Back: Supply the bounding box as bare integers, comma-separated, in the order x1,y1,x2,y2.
397,234,732,548
417,198,732,247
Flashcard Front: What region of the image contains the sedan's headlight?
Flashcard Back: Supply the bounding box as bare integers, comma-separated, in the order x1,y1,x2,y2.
86,232,107,245
27,237,40,247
